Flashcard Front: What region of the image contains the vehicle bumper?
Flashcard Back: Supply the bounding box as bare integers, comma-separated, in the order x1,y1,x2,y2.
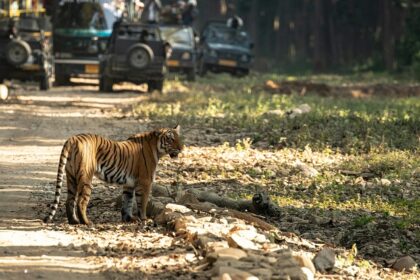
54,58,100,77
202,57,250,73
166,59,195,73
102,55,165,83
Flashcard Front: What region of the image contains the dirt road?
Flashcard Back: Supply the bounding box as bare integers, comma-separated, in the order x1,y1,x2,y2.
1,81,418,280
0,84,149,280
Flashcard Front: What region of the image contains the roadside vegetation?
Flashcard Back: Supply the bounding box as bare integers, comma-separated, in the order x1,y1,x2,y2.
132,73,420,272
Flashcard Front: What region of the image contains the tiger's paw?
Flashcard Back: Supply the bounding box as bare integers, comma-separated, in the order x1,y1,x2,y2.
122,214,140,223
141,218,155,228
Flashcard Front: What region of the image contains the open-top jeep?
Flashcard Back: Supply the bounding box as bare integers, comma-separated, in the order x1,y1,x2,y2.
99,21,168,92
0,14,53,90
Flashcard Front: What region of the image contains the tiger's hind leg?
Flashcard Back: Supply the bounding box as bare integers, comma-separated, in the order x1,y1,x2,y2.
65,174,80,224
121,187,136,222
76,179,93,226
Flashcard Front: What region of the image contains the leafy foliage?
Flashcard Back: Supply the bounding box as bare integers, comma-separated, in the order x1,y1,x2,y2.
396,7,420,76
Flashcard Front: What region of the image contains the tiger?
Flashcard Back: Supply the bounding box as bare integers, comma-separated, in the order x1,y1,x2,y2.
43,125,183,225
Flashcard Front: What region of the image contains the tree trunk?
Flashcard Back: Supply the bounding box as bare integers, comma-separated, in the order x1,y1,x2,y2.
313,0,327,71
383,0,395,71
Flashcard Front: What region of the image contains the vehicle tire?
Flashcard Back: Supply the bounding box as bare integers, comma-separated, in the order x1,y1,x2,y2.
233,69,249,78
54,65,71,86
147,81,154,93
39,74,51,91
155,79,164,92
5,39,31,66
99,75,113,92
186,68,196,81
148,80,164,93
198,61,207,77
127,44,154,70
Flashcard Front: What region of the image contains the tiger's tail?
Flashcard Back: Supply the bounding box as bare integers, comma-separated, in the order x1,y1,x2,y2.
43,139,71,223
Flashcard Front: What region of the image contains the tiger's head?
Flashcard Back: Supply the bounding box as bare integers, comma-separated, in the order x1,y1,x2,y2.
156,125,183,159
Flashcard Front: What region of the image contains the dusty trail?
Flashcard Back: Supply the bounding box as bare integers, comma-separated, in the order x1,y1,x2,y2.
0,84,146,280
1,81,418,280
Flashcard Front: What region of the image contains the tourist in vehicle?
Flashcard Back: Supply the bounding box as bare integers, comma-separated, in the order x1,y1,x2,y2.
141,0,162,23
227,15,243,30
133,0,145,21
182,0,198,26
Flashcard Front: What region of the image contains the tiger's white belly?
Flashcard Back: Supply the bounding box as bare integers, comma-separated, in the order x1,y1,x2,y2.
94,169,136,187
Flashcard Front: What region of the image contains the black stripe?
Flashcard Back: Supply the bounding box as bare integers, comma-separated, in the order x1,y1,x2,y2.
98,140,112,162
123,190,134,198
97,144,111,163
103,145,117,181
111,163,124,183
68,172,76,185
141,138,149,175
104,162,115,181
147,140,155,164
116,144,130,183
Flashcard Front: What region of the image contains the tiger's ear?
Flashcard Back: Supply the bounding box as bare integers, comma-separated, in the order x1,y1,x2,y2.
174,124,181,135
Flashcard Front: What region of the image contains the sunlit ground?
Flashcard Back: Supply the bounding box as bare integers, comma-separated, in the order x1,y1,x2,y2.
132,73,419,270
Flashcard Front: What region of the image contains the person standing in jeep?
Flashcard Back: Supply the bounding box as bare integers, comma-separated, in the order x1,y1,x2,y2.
141,0,162,24
181,0,198,26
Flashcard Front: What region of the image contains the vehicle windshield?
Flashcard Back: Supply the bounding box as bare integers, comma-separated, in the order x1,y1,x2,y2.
55,0,119,30
0,17,42,35
205,24,250,47
16,17,40,32
160,26,194,47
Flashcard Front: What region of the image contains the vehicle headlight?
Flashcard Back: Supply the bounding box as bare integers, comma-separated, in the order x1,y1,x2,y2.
88,44,98,54
99,41,108,52
240,54,249,62
209,49,217,57
181,52,191,60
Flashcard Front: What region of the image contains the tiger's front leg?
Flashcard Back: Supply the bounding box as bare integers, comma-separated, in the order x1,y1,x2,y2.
135,181,152,221
121,187,137,222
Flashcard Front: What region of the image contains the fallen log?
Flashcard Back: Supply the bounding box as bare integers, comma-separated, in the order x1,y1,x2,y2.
115,184,282,224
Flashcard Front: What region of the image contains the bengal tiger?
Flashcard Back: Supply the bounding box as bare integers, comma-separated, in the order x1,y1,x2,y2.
43,125,183,225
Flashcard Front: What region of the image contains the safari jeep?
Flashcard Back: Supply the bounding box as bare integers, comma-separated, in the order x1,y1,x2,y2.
99,21,169,92
0,16,53,90
198,21,253,77
160,24,197,81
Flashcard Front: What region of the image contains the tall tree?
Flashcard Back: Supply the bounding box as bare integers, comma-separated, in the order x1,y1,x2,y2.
383,0,396,70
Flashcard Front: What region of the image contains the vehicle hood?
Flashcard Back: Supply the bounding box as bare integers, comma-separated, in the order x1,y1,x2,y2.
171,43,194,52
207,42,250,54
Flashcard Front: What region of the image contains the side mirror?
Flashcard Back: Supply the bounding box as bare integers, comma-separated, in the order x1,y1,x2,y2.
40,30,45,40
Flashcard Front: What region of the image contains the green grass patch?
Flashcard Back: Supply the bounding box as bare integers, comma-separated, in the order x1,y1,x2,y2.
136,74,420,153
134,73,420,230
